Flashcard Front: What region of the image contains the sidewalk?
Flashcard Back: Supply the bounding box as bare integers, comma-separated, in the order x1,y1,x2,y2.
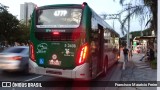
117,52,157,90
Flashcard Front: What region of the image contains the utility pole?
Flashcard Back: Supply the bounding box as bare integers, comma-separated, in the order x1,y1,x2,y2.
113,20,115,30
140,18,143,36
101,4,132,48
101,3,132,49
127,3,131,48
124,3,132,49
101,13,129,70
101,13,128,37
128,4,131,48
101,4,132,70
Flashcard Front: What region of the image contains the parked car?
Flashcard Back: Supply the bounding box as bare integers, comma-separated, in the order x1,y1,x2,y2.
0,46,29,73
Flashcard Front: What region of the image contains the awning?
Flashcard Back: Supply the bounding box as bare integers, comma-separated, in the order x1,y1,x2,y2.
134,36,156,40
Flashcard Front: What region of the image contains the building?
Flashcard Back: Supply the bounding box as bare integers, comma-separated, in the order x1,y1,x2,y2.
20,2,36,24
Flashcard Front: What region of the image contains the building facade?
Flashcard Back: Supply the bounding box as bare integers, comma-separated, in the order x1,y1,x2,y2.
20,2,36,24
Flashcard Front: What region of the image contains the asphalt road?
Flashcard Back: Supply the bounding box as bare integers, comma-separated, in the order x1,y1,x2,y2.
0,61,122,90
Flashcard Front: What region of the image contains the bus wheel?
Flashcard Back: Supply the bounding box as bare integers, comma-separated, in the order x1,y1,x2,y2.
102,57,108,76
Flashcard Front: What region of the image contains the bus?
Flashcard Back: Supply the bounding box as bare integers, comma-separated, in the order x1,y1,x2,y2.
29,2,120,80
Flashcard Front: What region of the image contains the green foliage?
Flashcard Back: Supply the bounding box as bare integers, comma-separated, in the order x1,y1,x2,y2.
142,28,152,36
121,28,151,40
0,4,18,42
151,59,157,69
16,23,30,43
118,0,157,36
130,31,141,38
0,3,8,12
0,4,30,45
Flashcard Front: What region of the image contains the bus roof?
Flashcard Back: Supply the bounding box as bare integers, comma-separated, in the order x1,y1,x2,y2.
37,4,82,9
36,3,120,37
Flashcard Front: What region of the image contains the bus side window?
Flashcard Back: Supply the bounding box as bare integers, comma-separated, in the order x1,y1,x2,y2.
90,30,99,54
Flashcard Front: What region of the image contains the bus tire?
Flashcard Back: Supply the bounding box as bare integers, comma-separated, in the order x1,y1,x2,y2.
102,56,108,77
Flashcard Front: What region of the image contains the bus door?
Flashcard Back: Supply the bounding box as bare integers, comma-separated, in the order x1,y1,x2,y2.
97,25,104,73
90,24,104,77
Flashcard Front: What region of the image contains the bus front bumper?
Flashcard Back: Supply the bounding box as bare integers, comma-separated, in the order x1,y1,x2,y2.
29,59,91,80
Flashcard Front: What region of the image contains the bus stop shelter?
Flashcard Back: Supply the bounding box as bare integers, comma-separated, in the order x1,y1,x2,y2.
134,36,156,40
134,36,156,53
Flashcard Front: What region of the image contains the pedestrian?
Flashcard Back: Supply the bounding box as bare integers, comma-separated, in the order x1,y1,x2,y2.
123,46,129,62
128,46,132,60
149,46,155,61
139,49,149,61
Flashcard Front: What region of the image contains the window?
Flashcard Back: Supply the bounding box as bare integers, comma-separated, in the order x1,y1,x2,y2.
36,8,82,28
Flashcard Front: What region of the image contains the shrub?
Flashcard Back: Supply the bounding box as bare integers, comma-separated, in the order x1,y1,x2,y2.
150,59,157,69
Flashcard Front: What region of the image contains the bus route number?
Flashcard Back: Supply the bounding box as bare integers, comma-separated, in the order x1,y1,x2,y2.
54,10,67,17
64,44,76,48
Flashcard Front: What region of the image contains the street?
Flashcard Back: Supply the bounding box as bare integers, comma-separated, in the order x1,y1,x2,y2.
117,52,157,90
0,51,157,90
0,56,122,90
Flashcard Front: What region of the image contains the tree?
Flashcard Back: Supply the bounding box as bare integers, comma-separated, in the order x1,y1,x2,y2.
118,0,157,36
16,23,30,44
0,3,8,12
0,3,30,45
0,3,19,44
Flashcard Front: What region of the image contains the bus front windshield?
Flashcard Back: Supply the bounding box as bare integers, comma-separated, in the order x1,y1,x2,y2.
36,8,82,28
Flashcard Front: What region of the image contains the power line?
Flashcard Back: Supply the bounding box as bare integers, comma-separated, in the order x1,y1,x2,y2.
100,3,132,48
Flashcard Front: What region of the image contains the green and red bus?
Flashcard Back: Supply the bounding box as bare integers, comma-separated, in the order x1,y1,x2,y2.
29,2,120,80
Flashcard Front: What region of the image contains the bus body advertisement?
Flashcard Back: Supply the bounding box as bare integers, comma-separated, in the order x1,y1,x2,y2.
29,2,120,80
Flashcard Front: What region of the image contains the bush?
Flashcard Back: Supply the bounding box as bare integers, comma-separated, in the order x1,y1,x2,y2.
150,59,157,69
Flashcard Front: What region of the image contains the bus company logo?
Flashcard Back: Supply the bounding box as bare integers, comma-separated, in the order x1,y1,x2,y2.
52,54,57,60
49,54,61,66
2,82,11,87
64,48,74,56
65,49,70,55
37,43,48,53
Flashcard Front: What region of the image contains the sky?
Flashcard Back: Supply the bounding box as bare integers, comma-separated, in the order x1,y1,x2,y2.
0,0,146,37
